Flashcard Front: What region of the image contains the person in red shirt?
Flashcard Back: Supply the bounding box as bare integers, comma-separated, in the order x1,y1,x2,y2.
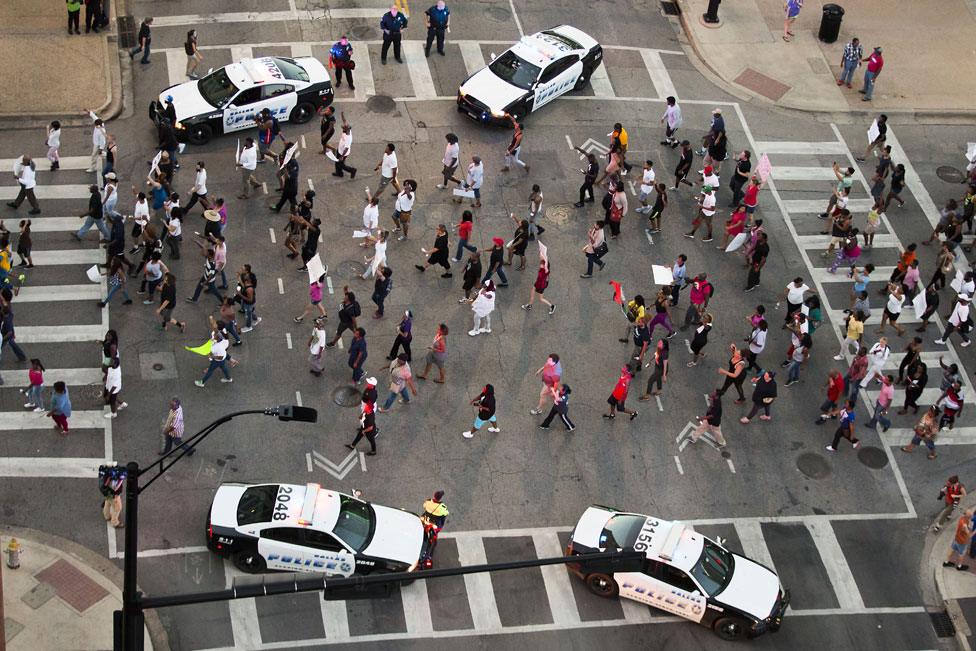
521,258,555,315
816,370,847,424
604,364,638,420
742,176,762,215
451,210,476,262
860,46,883,101
934,475,967,532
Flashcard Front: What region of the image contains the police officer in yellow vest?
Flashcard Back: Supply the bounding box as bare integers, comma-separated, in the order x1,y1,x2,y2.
422,490,449,528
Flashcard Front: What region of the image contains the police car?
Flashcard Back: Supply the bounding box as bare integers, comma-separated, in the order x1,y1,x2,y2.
567,506,790,641
206,482,428,576
151,56,333,146
457,25,602,124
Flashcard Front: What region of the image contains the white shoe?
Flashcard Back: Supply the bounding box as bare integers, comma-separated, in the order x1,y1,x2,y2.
118,402,128,411
450,257,460,262
254,317,262,325
104,412,117,419
436,184,446,189
487,426,500,433
480,328,491,333
240,326,253,333
833,354,844,360
23,402,34,409
934,339,946,344
220,377,234,383
529,408,542,415
468,329,480,336
462,430,474,438
963,340,972,347
33,407,44,412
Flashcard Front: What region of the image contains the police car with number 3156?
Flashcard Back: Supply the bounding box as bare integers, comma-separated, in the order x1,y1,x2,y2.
151,56,333,146
206,482,429,576
567,506,790,641
457,25,603,125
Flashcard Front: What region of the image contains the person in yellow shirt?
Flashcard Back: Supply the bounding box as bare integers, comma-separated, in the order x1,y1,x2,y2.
619,295,646,343
834,310,865,359
611,123,633,175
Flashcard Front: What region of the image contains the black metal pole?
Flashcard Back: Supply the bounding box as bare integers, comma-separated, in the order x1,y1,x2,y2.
116,461,144,650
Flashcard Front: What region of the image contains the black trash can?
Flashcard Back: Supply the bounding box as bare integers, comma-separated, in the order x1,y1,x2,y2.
818,4,844,43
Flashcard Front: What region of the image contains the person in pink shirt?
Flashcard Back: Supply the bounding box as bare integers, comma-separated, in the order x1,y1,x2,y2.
860,46,884,101
865,374,893,431
294,274,327,323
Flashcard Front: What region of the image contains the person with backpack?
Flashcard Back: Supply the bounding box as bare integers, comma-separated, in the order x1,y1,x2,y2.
329,35,355,89
681,274,713,330
185,29,203,79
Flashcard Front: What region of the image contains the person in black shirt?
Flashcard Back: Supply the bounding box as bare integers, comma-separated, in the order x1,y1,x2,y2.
574,151,598,207
729,150,752,207
745,232,769,291
271,158,300,212
857,114,887,162
77,184,110,240
319,107,337,154
672,140,694,190
463,384,500,438
85,0,102,33
157,273,185,331
346,407,377,455
481,238,508,286
372,267,393,318
691,390,726,446
415,224,452,277
459,251,482,301
128,17,153,64
326,287,360,347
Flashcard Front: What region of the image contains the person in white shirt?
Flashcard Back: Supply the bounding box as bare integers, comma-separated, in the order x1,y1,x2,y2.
877,282,906,337
700,165,719,189
452,156,484,208
781,278,811,325
362,230,389,279
103,356,127,418
660,96,683,148
236,138,260,199
184,161,211,212
684,185,716,241
636,160,656,214
129,189,150,241
332,118,356,178
469,280,496,335
6,156,40,214
308,318,328,376
166,206,183,259
374,143,401,194
936,294,972,347
359,189,380,242
860,337,890,388
194,317,233,386
87,117,107,173
392,180,417,241
46,120,62,170
437,133,460,189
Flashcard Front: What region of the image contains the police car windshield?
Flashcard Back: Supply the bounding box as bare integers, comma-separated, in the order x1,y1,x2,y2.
488,51,541,91
600,514,646,550
198,68,240,108
332,496,375,552
690,539,734,596
540,30,582,50
271,57,310,82
237,485,277,525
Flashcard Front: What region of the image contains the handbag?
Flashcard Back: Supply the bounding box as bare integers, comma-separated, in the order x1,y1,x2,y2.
762,397,775,404
595,242,609,257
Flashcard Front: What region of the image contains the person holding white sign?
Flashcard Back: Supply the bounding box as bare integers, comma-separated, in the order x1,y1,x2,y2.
857,114,887,162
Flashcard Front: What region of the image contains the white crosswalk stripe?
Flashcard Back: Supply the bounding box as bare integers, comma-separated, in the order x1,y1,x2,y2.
796,233,898,250
31,249,102,265
165,50,185,87
403,41,437,99
15,285,103,302
0,184,90,200
781,198,875,214
458,41,487,76
0,457,105,478
0,156,92,171
810,266,896,284
639,49,676,101
589,64,615,98
0,410,107,430
24,217,84,232
16,323,105,343
754,141,849,155
0,367,102,385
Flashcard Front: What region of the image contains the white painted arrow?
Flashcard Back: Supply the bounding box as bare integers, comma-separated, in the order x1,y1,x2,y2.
579,138,609,156
311,449,359,480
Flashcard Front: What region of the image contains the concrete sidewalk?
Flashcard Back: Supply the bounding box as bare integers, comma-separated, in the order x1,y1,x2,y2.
676,0,976,117
928,493,976,649
2,527,165,650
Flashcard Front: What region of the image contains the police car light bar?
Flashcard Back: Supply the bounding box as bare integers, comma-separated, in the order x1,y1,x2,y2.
658,524,687,562
298,483,320,525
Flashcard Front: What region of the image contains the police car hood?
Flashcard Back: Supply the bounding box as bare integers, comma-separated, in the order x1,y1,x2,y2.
160,83,216,123
713,554,780,619
460,68,527,113
211,484,247,529
571,506,614,549
361,505,424,565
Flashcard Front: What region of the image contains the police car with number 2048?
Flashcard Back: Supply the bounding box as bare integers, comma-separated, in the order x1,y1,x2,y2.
457,25,602,125
206,482,430,576
567,506,790,641
150,56,333,146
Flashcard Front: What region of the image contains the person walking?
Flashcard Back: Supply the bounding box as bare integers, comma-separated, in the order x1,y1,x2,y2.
521,257,555,315
860,46,884,101
876,281,906,336
784,333,812,386
744,231,770,291
935,294,972,347
607,180,628,239
184,161,211,213
87,117,107,173
538,383,575,431
825,400,859,452
184,30,202,79
684,186,716,241
6,156,41,215
156,273,186,332
329,36,355,89
160,397,195,456
348,327,368,384
387,309,413,361
782,0,802,41
660,96,683,148
416,224,452,277
378,354,417,412
103,356,127,418
899,359,928,415
459,251,482,302
740,370,777,423
682,274,713,330
22,358,45,412
77,183,111,239
814,369,847,424
482,238,508,286
901,405,940,459
604,364,638,420
634,161,657,215
505,215,529,269
326,286,360,348
451,156,484,208
46,120,62,170
15,219,33,268
686,313,713,367
374,143,402,195
371,266,393,318
270,157,299,213
294,274,328,323
857,114,888,162
236,138,260,199
838,37,863,87
715,343,747,403
530,354,563,415
744,318,767,372
48,381,72,434
728,151,752,208
672,140,694,191
691,390,727,446
185,247,222,306
380,5,408,64
346,401,378,455
469,280,496,335
462,384,500,438
452,211,477,262
574,152,599,207
308,318,327,376
128,17,153,64
417,324,449,384
834,310,865,360
865,374,894,432
438,133,460,189
424,0,450,57
580,220,608,278
502,116,529,173
934,476,966,532
639,338,670,400
194,317,233,387
100,256,133,307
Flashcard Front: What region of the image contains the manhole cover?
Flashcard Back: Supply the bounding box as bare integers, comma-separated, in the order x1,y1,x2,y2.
152,363,164,371
335,260,366,278
660,1,681,15
545,204,572,225
332,386,361,407
350,26,375,40
936,166,965,183
366,95,396,113
485,7,511,21
796,452,831,479
930,610,957,638
857,446,888,469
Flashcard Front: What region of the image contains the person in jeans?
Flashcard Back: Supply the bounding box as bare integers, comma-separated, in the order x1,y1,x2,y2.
825,400,859,452
865,374,894,431
186,248,223,306
901,405,940,459
838,37,863,87
237,266,260,332
194,319,232,387
934,476,967,531
580,220,607,278
348,328,368,384
161,397,195,456
378,354,417,412
128,17,153,64
860,46,883,101
784,333,811,386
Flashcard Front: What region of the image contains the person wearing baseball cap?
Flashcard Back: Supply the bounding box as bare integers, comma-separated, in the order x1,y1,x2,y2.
935,294,972,347
701,165,719,189
861,46,884,101
685,185,717,241
481,237,508,287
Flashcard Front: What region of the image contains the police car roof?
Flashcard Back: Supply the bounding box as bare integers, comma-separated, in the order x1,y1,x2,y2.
287,483,344,532
235,57,297,86
646,520,705,572
223,62,253,88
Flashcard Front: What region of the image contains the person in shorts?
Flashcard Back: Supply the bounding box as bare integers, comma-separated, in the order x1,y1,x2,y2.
392,180,416,241
417,324,449,384
944,510,974,572
604,364,638,420
462,384,499,438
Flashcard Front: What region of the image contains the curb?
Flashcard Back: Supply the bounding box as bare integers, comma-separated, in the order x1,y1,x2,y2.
927,493,976,651
0,525,171,651
673,0,976,124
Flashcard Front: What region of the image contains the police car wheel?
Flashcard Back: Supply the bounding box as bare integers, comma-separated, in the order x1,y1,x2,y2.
584,573,618,598
713,616,748,641
187,124,213,146
573,69,592,91
232,550,267,573
290,102,315,125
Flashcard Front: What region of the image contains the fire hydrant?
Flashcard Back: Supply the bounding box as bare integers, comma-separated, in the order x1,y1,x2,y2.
5,538,21,569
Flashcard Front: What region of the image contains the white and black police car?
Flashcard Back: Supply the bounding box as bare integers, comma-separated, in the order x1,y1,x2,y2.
457,25,602,124
567,506,790,641
150,56,333,146
206,482,428,576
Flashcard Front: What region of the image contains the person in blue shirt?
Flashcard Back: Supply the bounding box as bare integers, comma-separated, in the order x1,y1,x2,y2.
424,1,450,57
329,36,355,89
380,5,408,64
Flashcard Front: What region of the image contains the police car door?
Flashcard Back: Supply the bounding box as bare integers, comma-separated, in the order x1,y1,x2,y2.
303,529,356,577
258,526,312,571
532,56,581,110
259,83,297,123
223,87,265,133
617,560,706,623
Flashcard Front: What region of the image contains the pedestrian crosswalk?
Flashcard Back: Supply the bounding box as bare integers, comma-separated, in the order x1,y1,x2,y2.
186,514,921,649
